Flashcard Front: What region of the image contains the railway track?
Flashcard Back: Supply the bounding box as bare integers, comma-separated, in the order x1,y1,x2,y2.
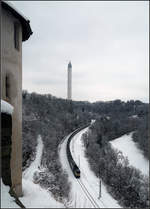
66,125,108,209
77,179,100,208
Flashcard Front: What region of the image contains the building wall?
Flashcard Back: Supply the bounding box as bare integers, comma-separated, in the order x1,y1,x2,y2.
1,7,22,197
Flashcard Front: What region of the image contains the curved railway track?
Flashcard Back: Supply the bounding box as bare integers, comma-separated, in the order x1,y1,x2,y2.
66,125,109,208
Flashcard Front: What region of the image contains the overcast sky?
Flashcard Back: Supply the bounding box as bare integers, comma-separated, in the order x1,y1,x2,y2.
11,1,149,102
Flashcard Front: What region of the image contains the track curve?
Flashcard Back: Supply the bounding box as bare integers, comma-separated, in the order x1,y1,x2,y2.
66,125,103,208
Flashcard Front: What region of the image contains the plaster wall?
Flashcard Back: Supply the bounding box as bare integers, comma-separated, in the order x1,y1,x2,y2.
1,7,22,197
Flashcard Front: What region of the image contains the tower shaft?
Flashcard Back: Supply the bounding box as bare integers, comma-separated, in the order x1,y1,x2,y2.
67,62,72,100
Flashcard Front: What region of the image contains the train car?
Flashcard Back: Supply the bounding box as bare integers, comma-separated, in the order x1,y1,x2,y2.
68,154,80,178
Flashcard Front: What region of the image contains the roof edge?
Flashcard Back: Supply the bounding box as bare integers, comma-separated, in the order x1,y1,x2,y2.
2,1,33,41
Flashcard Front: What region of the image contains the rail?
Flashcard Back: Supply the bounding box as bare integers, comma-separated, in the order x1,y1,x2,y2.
66,124,102,208
77,179,100,208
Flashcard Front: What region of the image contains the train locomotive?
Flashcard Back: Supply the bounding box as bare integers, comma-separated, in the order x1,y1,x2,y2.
68,154,80,178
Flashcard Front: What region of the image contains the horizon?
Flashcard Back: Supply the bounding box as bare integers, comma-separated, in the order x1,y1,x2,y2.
23,89,149,104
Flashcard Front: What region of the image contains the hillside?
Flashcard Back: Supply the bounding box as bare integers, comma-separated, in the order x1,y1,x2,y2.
82,117,149,208
110,133,149,176
22,90,149,206
22,91,91,202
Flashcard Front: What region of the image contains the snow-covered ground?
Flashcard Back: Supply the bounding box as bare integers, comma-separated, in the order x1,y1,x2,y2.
59,127,121,208
110,132,149,176
1,179,20,208
20,178,64,208
23,135,44,181
1,135,64,208
20,135,64,208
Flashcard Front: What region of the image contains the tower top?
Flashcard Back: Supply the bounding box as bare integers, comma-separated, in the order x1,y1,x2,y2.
68,61,72,69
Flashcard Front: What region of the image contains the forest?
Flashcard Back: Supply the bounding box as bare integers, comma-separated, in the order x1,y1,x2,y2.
22,90,149,202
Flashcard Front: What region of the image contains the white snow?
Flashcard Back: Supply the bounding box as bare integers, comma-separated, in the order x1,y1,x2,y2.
59,128,121,208
91,119,96,124
2,1,29,21
20,179,64,208
110,132,149,176
1,179,20,208
131,115,138,118
20,135,64,208
23,135,44,181
1,99,14,115
129,115,138,119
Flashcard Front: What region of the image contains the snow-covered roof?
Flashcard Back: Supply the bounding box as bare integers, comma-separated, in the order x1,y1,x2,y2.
1,100,14,115
1,1,33,41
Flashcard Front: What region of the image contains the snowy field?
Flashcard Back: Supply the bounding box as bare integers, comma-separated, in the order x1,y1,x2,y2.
59,127,121,208
110,132,149,176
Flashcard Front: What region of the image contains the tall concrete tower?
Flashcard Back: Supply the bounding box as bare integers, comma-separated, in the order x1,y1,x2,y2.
67,61,72,100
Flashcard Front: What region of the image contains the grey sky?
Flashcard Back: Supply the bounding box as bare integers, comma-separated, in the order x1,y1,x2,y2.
11,1,149,102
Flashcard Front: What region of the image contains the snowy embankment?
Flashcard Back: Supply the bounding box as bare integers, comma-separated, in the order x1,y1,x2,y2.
23,135,43,181
110,132,149,176
20,135,64,208
59,127,121,208
1,179,20,208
